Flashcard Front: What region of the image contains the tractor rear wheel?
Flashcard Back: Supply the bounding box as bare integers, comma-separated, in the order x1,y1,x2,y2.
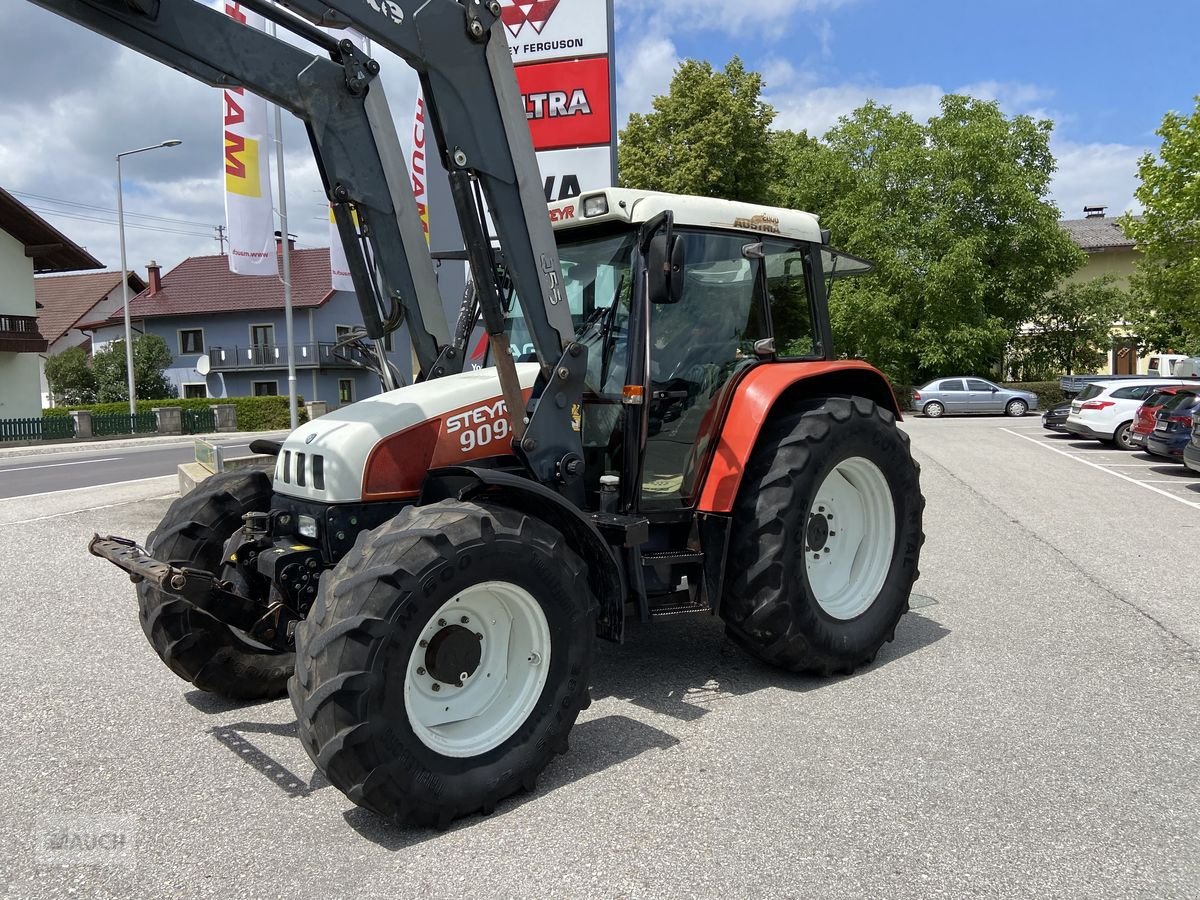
290,501,595,829
722,396,924,675
138,470,293,700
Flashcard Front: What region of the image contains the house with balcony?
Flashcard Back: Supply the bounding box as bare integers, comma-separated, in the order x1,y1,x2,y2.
81,240,395,406
0,187,102,418
35,269,146,406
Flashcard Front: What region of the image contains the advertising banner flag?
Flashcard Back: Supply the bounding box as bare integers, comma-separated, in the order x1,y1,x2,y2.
222,2,276,276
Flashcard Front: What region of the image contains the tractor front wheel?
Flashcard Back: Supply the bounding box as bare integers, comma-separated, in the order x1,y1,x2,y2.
723,396,924,675
290,501,596,829
138,470,294,700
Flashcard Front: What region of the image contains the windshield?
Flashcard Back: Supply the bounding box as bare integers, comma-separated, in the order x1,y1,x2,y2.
499,228,636,393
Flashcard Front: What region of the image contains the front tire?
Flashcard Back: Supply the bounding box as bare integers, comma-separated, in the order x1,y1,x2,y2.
1005,399,1028,417
722,397,924,675
138,470,293,700
923,401,945,418
290,501,596,828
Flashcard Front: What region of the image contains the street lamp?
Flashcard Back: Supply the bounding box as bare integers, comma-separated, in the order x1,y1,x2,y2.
117,139,182,416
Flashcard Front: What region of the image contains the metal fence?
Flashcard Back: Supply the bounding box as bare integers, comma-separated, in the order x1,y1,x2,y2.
0,416,76,442
92,412,157,437
182,406,216,434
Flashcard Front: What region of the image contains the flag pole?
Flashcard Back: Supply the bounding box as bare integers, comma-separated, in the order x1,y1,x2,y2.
270,21,299,430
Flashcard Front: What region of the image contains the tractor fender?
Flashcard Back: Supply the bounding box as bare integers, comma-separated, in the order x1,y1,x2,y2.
695,360,901,514
420,465,624,631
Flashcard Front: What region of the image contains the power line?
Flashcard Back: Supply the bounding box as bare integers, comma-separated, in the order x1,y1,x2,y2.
11,189,216,229
26,205,215,238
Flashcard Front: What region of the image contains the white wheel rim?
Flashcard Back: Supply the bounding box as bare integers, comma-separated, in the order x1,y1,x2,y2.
404,581,551,758
803,457,896,620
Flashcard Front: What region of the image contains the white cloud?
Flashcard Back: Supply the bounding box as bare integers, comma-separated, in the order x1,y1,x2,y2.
0,5,420,276
616,36,681,123
763,73,1146,218
1049,140,1146,218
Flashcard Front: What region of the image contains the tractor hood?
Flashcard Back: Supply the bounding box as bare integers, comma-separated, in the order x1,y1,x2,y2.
272,363,540,504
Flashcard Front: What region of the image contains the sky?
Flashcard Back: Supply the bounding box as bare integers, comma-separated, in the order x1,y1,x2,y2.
1,0,1197,279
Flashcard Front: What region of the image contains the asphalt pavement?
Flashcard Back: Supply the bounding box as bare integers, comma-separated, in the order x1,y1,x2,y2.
0,416,1196,899
0,434,285,499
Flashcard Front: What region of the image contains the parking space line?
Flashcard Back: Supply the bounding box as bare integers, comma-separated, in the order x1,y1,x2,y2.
1002,428,1200,510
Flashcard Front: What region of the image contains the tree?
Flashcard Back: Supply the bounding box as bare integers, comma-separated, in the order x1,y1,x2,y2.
772,96,1085,385
92,334,176,403
1015,276,1129,376
44,345,97,406
1123,95,1200,352
618,57,775,203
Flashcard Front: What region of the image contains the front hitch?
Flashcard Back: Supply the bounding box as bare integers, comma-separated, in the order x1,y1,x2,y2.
88,534,297,649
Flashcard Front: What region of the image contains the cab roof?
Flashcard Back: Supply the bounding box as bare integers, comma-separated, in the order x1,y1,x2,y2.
547,188,824,244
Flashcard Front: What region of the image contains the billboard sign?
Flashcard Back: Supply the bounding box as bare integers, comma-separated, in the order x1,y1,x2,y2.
502,0,610,65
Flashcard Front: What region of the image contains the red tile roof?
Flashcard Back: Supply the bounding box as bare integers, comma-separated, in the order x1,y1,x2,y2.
34,270,146,344
90,249,336,324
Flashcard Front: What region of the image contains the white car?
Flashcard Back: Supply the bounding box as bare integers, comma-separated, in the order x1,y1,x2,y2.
1065,379,1192,450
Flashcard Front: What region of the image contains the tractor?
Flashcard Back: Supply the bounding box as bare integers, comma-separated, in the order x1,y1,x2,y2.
34,0,924,828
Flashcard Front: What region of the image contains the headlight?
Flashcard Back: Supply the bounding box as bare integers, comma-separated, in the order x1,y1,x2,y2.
582,194,609,217
298,515,319,540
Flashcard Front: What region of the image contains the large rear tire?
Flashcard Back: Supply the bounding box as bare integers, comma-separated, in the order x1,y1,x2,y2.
290,501,596,829
722,396,924,675
138,470,293,700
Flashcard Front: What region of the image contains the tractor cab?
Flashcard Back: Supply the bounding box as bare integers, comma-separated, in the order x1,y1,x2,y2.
491,188,872,513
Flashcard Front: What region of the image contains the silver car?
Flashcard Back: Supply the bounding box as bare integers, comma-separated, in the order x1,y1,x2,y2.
912,377,1039,418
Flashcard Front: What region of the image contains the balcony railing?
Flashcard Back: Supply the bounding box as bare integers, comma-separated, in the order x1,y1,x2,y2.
0,314,47,353
207,341,376,371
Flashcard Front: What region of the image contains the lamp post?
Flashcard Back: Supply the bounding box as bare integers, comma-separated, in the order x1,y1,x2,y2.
117,139,182,416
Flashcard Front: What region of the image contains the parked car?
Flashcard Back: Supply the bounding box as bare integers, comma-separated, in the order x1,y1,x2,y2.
1183,410,1200,474
912,378,1039,418
1042,401,1071,431
1144,391,1200,460
1064,378,1191,449
1129,386,1192,449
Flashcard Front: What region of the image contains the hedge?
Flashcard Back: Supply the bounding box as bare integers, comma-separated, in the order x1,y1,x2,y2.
1002,381,1065,409
44,395,307,431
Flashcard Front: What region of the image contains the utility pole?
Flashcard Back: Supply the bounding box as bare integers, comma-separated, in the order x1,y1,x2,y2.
214,224,227,255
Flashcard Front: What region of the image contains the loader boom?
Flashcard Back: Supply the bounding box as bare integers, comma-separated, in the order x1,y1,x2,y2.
29,0,581,470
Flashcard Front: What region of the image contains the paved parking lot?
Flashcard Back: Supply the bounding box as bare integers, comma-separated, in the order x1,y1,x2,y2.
1,417,1197,899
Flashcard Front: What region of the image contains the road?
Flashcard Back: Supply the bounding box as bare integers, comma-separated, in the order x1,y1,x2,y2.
0,439,268,499
0,416,1196,899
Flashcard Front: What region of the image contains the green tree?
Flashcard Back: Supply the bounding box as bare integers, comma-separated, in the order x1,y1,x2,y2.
1015,276,1128,376
44,345,98,406
619,57,775,203
92,334,176,403
772,96,1085,385
1123,95,1200,352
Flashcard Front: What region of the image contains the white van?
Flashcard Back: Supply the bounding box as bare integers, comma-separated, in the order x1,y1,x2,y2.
1146,354,1200,377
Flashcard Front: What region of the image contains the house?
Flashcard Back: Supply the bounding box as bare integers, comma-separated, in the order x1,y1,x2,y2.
1059,207,1154,376
0,187,101,419
81,239,395,405
34,269,146,407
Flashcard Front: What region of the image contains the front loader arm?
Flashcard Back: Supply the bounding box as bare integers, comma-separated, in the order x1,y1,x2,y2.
31,0,587,501
30,0,451,380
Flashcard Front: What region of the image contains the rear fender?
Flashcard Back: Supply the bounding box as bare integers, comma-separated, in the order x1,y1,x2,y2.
420,466,625,641
696,360,901,513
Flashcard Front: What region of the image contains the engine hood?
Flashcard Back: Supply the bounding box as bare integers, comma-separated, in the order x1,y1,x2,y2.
272,363,540,504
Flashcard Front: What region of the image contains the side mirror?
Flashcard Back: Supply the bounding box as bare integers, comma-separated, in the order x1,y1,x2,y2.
648,233,686,304
992,387,999,393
